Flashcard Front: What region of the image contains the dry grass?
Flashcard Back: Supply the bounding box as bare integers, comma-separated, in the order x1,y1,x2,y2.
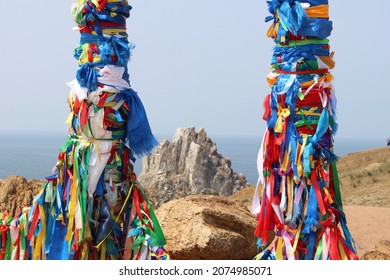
229,147,390,209
337,147,390,208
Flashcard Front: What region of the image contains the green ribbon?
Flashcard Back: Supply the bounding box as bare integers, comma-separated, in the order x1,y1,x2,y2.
314,238,323,259
129,217,165,250
331,161,343,208
5,217,12,260
80,145,91,240
59,137,74,153
45,181,54,203
275,38,329,48
295,109,319,129
137,187,167,246
129,218,150,250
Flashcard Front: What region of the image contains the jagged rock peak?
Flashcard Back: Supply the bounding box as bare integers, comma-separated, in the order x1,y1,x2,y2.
139,127,249,207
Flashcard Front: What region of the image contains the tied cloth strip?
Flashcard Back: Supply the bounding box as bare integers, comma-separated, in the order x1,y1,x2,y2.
252,0,358,260
0,0,169,260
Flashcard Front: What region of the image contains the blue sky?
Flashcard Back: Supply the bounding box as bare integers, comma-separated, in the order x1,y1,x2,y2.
1,0,389,141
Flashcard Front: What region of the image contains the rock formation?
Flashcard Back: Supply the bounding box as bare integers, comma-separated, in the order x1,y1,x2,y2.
0,176,43,217
155,195,258,260
138,127,249,207
361,240,390,260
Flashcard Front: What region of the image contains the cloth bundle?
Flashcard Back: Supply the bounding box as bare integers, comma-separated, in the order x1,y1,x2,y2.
0,0,169,260
252,0,358,260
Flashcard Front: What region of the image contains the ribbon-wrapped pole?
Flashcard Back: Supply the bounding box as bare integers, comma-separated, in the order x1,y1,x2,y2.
253,0,358,260
0,0,168,260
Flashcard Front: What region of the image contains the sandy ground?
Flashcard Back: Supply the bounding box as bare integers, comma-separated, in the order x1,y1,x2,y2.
344,205,390,258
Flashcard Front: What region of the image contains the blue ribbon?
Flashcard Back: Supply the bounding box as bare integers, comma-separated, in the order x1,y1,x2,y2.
46,220,69,260
128,227,142,238
273,44,330,64
80,33,132,66
298,18,333,39
119,88,158,157
76,63,99,92
339,211,356,253
266,0,332,40
302,186,319,234
278,1,307,35
82,1,132,36
105,2,132,19
305,231,317,259
266,0,329,18
303,108,329,175
303,0,329,5
100,36,132,66
290,136,301,181
84,4,103,35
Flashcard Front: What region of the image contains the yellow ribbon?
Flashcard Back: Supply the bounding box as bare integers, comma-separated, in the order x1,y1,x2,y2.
100,242,107,260
267,21,280,39
95,184,134,248
266,73,279,87
281,143,291,172
33,205,47,260
338,238,348,260
80,242,90,260
318,52,336,69
91,0,99,7
275,106,290,133
66,152,79,241
65,92,75,125
287,177,293,217
297,107,321,117
297,136,308,178
323,187,334,204
90,29,127,36
291,194,309,256
79,44,102,64
276,237,284,260
300,72,333,88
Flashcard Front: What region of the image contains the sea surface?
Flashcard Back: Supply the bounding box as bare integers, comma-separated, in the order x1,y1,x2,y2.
0,131,386,185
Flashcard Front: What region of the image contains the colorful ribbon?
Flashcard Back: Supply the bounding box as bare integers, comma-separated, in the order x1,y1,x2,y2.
1,0,168,260
253,0,358,260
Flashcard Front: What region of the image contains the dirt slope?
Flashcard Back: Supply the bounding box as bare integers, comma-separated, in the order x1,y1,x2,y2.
229,146,390,258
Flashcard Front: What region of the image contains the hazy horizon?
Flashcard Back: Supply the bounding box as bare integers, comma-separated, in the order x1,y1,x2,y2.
0,130,386,183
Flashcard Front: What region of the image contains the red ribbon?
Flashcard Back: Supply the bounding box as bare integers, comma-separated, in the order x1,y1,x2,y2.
310,171,326,216
98,0,108,11
275,68,329,75
80,100,89,126
27,207,40,241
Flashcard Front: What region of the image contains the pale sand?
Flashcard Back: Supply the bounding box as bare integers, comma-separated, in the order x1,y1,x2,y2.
344,205,390,257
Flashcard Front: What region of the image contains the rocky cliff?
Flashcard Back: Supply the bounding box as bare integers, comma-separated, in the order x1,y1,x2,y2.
138,127,249,207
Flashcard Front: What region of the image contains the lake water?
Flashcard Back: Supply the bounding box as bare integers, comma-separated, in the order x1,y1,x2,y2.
0,131,386,185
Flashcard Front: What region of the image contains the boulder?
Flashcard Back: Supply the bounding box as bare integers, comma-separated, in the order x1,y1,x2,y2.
361,240,390,260
139,127,249,207
0,176,42,217
155,194,258,260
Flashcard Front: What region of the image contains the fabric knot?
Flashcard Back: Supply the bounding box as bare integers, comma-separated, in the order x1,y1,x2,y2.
275,106,291,133
76,63,99,92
